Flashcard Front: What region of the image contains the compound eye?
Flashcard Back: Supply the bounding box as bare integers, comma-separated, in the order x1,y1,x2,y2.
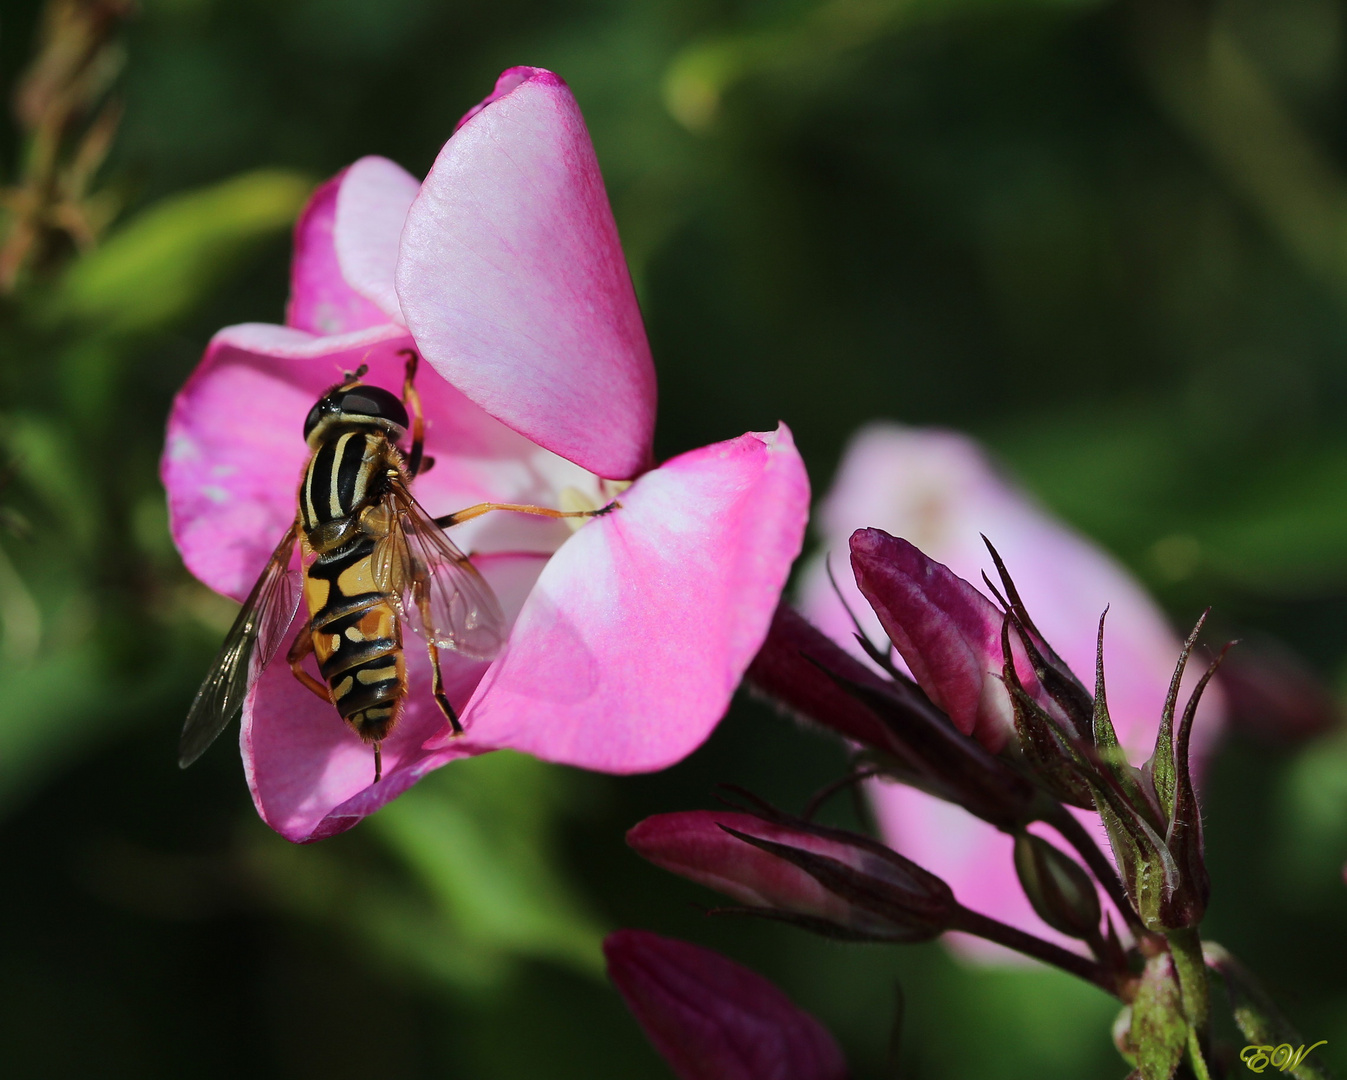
302,401,327,440
337,386,408,430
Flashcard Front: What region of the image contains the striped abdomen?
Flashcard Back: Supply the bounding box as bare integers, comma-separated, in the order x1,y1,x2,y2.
302,537,406,743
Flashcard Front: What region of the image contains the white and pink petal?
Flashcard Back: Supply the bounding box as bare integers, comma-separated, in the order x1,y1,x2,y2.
434,425,810,772
286,171,394,336
332,156,421,325
396,68,657,482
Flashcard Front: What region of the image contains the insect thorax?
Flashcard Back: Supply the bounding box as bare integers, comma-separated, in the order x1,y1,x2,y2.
299,427,404,552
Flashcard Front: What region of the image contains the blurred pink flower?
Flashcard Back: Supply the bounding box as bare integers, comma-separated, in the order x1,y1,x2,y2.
798,423,1223,957
604,929,849,1080
162,68,809,842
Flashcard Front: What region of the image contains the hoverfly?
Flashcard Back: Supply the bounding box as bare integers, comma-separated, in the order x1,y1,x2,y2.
180,350,599,783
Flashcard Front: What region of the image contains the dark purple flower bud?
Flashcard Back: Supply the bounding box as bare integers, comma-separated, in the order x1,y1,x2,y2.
628,810,957,943
604,930,849,1080
745,603,1039,830
745,602,911,753
849,528,1070,754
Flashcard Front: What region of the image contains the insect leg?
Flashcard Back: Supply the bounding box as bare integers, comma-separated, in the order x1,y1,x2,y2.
286,623,332,704
399,348,427,478
373,744,382,784
416,585,464,735
433,499,620,530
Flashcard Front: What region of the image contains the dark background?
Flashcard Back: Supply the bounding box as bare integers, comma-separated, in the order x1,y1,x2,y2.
1,0,1345,1076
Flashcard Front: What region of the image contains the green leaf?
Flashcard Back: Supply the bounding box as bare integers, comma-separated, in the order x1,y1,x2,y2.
52,168,314,336
371,752,606,977
0,413,98,549
1275,731,1347,902
243,826,512,995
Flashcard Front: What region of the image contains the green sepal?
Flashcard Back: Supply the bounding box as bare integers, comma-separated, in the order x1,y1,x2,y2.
983,541,1094,738
1161,648,1228,928
826,670,1038,830
1091,610,1131,779
1147,612,1207,824
1089,772,1179,930
1114,1005,1138,1067
1001,618,1096,808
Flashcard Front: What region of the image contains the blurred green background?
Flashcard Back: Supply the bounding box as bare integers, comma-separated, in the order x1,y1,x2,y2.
1,0,1346,1076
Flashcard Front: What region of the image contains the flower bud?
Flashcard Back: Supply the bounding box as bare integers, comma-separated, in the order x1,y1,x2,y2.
604,930,849,1080
745,602,912,753
1012,832,1101,941
849,528,1068,755
746,602,1038,830
627,810,957,943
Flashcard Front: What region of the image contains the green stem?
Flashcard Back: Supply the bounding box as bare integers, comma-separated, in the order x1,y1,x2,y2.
1167,927,1212,1080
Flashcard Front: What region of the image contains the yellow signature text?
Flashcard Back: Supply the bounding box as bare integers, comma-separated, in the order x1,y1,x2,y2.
1241,1041,1327,1074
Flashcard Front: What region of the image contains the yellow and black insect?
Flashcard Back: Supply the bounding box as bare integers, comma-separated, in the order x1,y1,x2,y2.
180,350,595,782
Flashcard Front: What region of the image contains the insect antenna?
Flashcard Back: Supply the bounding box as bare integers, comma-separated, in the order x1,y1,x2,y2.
339,362,371,387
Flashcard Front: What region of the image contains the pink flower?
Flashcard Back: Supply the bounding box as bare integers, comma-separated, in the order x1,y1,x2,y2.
799,423,1223,956
604,930,849,1080
162,68,810,842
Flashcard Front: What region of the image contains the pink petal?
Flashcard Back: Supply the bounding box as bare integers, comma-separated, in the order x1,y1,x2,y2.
162,320,567,602
286,170,393,336
395,67,657,480
604,930,848,1080
430,425,810,770
333,156,421,324
453,65,535,132
244,552,547,843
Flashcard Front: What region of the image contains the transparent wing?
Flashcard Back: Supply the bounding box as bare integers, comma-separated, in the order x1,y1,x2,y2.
179,521,302,768
374,482,506,662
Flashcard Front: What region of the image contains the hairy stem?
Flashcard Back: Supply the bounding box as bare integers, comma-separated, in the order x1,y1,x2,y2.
1168,927,1213,1080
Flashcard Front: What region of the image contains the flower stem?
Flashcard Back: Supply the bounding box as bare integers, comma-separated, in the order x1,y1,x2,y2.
1168,927,1213,1080
951,906,1117,997
1043,803,1148,939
